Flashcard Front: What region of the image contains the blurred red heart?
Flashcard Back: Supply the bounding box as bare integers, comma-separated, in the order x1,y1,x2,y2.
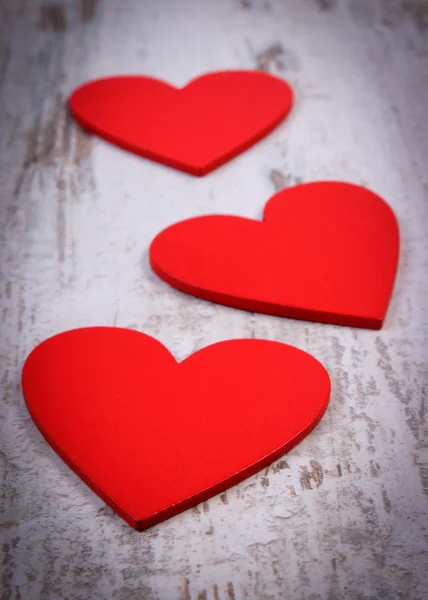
22,327,330,530
69,71,293,175
150,182,399,329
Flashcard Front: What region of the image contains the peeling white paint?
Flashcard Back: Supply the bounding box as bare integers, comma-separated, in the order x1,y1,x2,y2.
1,0,428,599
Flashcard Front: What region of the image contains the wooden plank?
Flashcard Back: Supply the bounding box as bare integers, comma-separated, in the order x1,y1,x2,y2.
1,0,427,598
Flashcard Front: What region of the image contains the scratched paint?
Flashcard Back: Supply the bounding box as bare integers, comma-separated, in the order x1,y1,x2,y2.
77,0,99,23
1,0,428,599
39,3,67,31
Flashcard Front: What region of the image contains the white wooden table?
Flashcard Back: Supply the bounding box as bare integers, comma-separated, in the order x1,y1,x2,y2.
1,1,428,598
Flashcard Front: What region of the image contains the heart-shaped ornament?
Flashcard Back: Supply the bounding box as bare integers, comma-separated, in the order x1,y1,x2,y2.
69,71,293,175
150,182,399,329
22,328,330,530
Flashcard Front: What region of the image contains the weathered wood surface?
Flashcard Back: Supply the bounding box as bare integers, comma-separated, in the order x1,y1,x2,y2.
1,0,427,598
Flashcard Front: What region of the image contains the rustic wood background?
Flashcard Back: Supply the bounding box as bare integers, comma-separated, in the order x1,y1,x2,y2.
1,0,427,598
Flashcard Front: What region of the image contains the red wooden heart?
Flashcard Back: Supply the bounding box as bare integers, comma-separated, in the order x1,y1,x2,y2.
150,182,399,329
68,71,293,175
22,328,330,530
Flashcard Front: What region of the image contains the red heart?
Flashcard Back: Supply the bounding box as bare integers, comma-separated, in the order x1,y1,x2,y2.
22,328,330,530
68,71,293,175
150,182,399,329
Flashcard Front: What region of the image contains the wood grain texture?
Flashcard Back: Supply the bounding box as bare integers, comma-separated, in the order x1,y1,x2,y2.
1,0,427,598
